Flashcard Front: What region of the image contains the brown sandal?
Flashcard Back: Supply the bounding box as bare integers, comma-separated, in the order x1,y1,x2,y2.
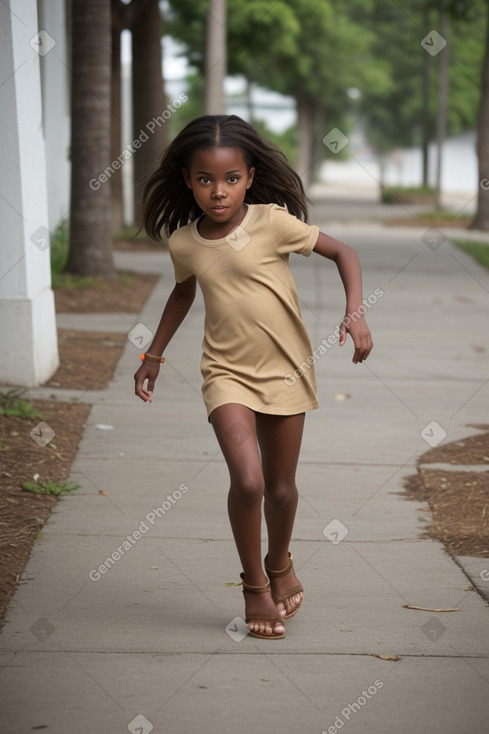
240,574,286,640
265,552,304,620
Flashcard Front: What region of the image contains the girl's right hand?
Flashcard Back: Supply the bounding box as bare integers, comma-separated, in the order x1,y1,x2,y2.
134,362,161,402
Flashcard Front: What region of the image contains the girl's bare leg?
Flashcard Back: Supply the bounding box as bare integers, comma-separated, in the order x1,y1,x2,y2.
210,403,285,637
256,412,305,618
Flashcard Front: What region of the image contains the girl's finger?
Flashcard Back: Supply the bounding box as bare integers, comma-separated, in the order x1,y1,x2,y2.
339,321,347,346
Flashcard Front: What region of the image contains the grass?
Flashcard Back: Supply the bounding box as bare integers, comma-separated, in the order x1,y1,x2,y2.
50,217,69,275
113,225,150,241
22,478,81,496
52,269,133,290
417,209,471,223
49,217,152,285
381,184,435,204
451,238,489,269
0,391,44,420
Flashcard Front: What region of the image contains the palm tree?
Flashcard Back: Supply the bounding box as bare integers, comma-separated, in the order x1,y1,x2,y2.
67,0,114,277
131,0,168,224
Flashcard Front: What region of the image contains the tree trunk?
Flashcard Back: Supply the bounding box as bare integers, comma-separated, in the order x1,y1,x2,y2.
245,75,255,124
434,12,449,210
297,100,313,189
204,0,227,114
68,0,114,277
111,0,123,236
131,0,167,225
471,0,489,231
421,6,431,187
310,104,326,183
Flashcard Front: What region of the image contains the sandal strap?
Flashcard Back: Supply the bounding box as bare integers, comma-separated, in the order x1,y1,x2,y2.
272,583,304,606
240,572,270,594
264,552,294,578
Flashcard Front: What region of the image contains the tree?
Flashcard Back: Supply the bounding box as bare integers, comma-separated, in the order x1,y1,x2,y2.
471,0,489,230
111,0,168,227
131,0,168,224
68,0,114,277
204,0,227,113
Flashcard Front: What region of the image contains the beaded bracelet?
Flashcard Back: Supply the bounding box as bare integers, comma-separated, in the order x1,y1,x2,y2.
140,352,165,364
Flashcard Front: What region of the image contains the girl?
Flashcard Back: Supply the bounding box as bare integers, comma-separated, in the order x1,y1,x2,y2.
134,115,373,640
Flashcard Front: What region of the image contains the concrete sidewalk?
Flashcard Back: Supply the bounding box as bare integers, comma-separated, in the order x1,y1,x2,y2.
1,208,489,733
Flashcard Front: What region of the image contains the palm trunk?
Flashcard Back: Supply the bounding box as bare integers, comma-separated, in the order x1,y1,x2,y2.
68,0,114,277
204,0,227,114
131,0,167,225
471,1,489,231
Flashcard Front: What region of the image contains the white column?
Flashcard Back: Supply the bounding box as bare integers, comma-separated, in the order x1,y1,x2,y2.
0,0,59,386
38,0,71,232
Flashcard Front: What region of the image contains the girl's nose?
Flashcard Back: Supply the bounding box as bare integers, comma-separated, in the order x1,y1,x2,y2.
212,185,226,199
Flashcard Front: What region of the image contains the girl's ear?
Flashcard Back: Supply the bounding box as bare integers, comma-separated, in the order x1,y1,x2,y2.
182,167,192,189
246,166,255,190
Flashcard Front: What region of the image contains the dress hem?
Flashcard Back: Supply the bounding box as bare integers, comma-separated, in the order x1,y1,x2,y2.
206,399,320,422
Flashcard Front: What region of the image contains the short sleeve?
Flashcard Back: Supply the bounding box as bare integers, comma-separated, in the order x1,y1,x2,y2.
269,204,319,257
168,236,194,283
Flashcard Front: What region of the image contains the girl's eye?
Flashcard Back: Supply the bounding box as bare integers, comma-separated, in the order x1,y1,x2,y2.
228,176,240,184
198,177,211,185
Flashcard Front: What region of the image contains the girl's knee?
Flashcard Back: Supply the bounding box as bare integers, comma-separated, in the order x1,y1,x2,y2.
230,474,265,506
264,480,297,507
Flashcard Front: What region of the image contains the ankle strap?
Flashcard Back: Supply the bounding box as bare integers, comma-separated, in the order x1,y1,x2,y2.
264,552,293,578
240,573,270,594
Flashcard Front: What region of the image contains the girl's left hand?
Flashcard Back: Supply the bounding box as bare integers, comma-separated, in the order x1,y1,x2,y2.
339,315,373,364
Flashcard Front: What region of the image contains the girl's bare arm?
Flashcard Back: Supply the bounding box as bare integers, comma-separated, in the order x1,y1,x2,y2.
134,275,197,402
313,232,373,363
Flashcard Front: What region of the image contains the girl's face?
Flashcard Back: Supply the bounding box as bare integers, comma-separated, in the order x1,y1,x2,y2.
183,147,255,227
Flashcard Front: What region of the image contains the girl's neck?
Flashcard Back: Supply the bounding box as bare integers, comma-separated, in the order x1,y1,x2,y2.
197,203,249,240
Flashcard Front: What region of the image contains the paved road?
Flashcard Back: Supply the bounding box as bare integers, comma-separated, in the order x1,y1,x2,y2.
1,201,488,733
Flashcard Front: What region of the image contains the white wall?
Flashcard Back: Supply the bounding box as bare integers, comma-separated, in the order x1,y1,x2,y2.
319,131,478,202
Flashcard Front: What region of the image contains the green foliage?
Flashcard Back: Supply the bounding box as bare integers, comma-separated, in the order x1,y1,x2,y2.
52,270,133,290
22,478,81,496
361,0,487,151
50,217,70,275
164,0,487,170
0,392,44,420
252,120,300,168
451,238,489,269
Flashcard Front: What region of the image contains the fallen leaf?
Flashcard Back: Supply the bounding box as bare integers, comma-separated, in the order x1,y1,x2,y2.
376,654,401,661
98,490,109,496
223,582,240,587
402,605,460,612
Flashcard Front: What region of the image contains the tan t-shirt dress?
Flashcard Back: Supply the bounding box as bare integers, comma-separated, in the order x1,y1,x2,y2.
168,203,320,419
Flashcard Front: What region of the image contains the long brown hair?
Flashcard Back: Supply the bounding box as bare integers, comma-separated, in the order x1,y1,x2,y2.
142,115,310,239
